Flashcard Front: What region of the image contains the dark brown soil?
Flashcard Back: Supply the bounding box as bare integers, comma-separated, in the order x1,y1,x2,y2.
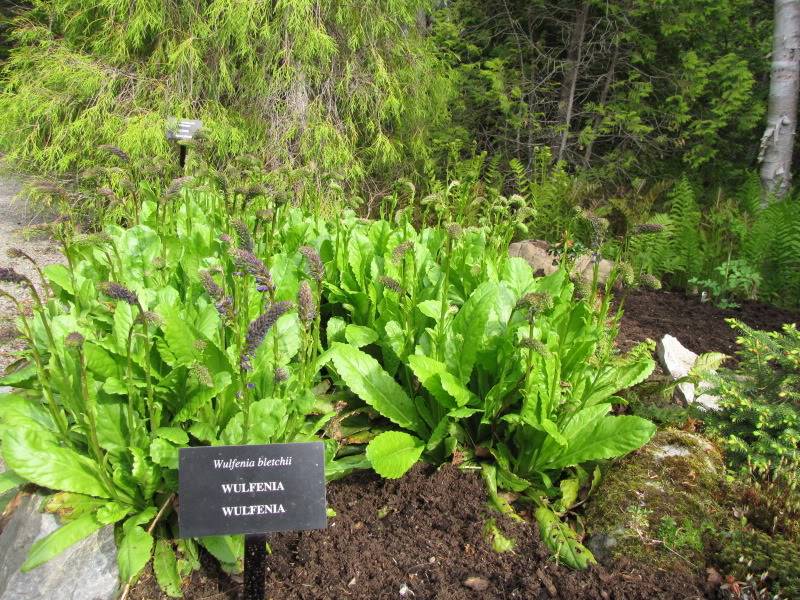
132,465,707,600
617,289,799,357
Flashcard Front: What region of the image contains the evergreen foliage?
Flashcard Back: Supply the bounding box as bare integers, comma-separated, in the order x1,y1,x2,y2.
0,0,454,193
432,0,771,184
706,320,800,473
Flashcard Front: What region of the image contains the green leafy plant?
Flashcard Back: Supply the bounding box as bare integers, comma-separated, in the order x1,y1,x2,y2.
705,319,800,473
0,188,367,593
321,214,656,567
689,259,761,308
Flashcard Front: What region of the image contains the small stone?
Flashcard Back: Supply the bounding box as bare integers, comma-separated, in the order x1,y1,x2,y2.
656,335,719,410
509,239,614,285
585,533,618,566
399,583,414,596
463,577,489,591
348,577,357,587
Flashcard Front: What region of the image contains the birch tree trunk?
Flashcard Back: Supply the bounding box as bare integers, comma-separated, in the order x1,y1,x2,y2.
760,0,800,199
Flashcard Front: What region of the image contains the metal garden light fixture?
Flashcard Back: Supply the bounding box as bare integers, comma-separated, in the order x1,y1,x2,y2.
166,118,203,170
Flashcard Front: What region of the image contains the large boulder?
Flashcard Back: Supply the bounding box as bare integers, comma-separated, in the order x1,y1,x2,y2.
583,429,727,572
509,239,614,285
0,492,119,600
656,335,719,410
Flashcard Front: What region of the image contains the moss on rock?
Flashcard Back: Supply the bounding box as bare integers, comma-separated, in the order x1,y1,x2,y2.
583,429,728,572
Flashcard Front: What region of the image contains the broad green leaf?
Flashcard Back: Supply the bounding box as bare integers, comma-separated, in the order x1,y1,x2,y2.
150,438,179,469
483,519,515,553
118,524,153,582
4,427,111,498
0,470,26,494
325,453,371,482
193,303,221,341
439,372,476,407
326,317,347,344
407,355,452,407
155,427,189,445
102,377,130,395
43,492,106,521
416,300,441,321
188,421,217,443
502,257,535,297
113,301,134,353
0,394,55,432
581,358,655,407
0,362,36,387
160,306,196,365
131,447,160,500
154,540,183,598
344,324,379,348
540,418,568,447
382,320,406,365
330,344,425,435
22,513,105,571
534,505,596,569
96,502,133,525
247,397,288,444
480,464,518,517
556,477,581,513
425,417,450,451
200,535,243,573
366,431,425,479
176,538,201,577
448,407,482,418
43,264,74,294
84,342,120,379
255,313,302,369
95,402,128,456
446,282,498,383
540,412,656,471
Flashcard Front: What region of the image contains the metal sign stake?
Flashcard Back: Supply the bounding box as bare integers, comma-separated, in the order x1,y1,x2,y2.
244,533,267,600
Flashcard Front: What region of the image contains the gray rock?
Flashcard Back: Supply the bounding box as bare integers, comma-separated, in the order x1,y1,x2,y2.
656,335,719,410
584,533,618,566
509,239,614,285
509,240,557,276
583,430,726,571
0,492,119,600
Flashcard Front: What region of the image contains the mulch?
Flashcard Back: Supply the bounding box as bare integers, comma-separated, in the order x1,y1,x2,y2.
131,465,708,600
616,288,799,357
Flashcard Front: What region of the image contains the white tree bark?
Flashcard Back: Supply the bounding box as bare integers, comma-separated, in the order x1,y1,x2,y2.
760,0,800,198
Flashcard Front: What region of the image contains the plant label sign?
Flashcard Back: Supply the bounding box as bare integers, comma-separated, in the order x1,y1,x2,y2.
166,118,203,141
178,441,327,538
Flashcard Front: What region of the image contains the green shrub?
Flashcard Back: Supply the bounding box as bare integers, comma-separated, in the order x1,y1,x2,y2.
0,0,454,194
716,526,800,599
705,319,800,473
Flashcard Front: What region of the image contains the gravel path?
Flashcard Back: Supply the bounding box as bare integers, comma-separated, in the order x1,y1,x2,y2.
0,175,65,374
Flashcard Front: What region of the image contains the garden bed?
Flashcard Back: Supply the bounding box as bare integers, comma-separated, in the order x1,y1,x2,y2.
130,465,707,600
617,288,799,356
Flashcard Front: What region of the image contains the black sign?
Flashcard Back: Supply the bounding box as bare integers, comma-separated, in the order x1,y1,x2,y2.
178,442,327,538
